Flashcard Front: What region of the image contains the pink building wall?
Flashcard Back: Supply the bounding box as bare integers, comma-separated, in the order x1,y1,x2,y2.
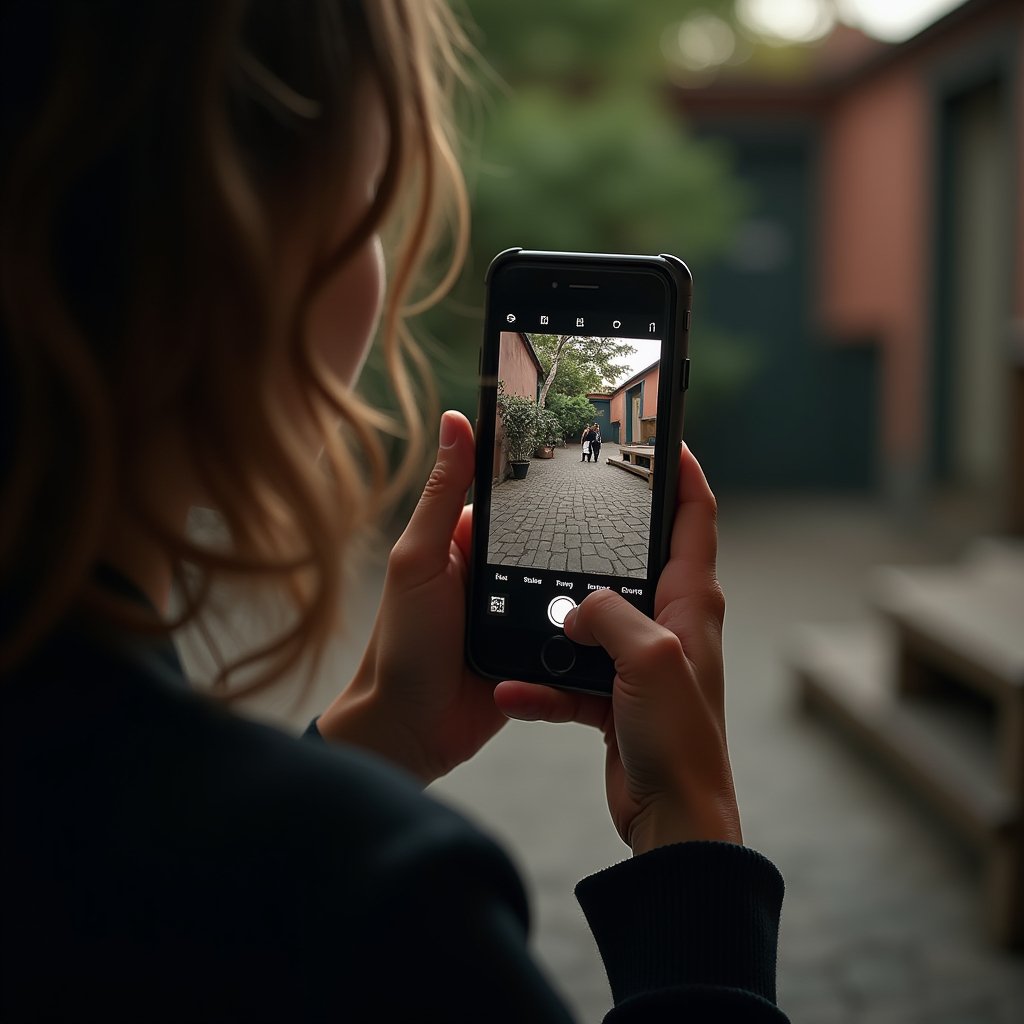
643,365,660,417
608,362,660,441
818,0,1024,479
818,68,928,463
498,331,541,401
1018,25,1024,324
1013,24,1024,529
609,389,625,432
493,331,542,482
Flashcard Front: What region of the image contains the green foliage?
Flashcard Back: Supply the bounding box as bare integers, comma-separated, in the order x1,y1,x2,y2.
683,328,764,429
497,383,538,461
407,1,756,481
530,334,636,400
546,392,597,441
463,0,738,90
463,89,744,270
534,407,563,448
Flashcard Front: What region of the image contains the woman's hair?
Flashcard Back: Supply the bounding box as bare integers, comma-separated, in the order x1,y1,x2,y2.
0,0,471,692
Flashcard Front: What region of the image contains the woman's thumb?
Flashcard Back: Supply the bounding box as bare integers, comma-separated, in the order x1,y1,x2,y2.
389,411,475,582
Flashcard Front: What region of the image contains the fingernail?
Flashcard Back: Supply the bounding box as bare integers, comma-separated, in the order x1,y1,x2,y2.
439,412,457,449
509,706,542,722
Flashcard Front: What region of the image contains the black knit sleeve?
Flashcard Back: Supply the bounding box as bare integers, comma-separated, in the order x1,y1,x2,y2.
315,815,578,1023
576,841,789,1022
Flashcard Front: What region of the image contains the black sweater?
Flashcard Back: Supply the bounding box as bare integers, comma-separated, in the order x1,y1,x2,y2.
1,609,787,1022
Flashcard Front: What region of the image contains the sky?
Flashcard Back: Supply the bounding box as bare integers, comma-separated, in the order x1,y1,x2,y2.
840,0,964,41
738,0,965,43
610,337,663,390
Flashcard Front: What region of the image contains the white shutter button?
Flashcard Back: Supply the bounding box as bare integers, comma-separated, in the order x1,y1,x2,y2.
547,596,577,628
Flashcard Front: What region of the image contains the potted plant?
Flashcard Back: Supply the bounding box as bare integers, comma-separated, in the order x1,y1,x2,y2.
534,408,561,459
497,385,538,480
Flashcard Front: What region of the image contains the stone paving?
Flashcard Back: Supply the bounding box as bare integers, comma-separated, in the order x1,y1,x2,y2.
487,442,651,579
199,493,1024,1024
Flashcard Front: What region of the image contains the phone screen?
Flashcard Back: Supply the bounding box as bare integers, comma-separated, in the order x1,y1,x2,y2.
483,323,663,635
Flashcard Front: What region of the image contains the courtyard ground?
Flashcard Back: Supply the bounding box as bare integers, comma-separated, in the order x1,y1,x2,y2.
487,442,651,578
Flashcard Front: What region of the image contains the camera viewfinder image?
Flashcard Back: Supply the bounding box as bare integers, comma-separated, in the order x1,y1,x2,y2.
488,331,661,580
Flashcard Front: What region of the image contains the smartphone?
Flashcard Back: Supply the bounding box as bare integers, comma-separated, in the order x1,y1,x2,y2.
467,249,692,694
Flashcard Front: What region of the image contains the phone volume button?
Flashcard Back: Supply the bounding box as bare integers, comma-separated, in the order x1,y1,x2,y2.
681,358,691,391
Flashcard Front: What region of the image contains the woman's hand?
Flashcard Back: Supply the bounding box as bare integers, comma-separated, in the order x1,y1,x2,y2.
316,411,505,785
494,445,741,854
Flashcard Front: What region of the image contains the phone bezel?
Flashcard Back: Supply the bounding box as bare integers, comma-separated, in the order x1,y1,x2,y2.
467,249,692,694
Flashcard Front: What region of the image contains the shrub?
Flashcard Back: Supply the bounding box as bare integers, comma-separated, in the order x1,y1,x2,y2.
535,408,563,448
497,384,539,462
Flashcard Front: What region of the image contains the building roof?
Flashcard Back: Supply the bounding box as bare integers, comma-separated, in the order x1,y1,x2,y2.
609,359,660,398
672,0,1014,115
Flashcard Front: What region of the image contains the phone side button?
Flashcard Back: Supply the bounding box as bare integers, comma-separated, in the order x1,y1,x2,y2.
540,636,576,676
681,358,691,391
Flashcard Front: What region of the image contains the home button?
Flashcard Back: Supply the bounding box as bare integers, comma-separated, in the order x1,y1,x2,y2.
541,636,576,676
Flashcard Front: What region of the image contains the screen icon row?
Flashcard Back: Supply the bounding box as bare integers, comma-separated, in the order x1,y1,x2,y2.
504,314,657,332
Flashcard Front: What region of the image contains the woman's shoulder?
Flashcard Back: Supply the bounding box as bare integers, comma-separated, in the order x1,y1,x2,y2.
3,620,516,889
2,624,531,1019
4,617,528,916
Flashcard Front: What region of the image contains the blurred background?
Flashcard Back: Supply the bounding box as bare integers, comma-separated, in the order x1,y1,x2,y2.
412,0,1022,522
223,1,1024,1021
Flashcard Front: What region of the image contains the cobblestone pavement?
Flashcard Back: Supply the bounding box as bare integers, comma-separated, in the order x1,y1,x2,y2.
486,443,651,579
210,494,1024,1024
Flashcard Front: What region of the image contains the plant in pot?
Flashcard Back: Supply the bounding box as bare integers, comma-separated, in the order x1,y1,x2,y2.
497,384,538,480
534,408,561,459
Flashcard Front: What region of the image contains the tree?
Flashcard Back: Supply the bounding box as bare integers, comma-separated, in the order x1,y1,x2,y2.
402,1,754,445
530,334,636,408
547,392,597,441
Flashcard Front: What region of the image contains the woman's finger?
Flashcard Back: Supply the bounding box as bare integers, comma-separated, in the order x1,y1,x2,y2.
493,679,609,730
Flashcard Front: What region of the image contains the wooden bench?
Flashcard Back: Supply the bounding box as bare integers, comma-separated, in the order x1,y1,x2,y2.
794,539,1024,947
611,445,655,489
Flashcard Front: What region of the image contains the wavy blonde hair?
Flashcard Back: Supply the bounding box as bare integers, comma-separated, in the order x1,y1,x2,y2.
0,0,470,692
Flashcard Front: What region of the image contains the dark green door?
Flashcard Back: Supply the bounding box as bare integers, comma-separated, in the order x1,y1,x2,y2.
685,127,877,489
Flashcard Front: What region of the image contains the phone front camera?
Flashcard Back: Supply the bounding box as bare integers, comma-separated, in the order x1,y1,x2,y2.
551,281,559,288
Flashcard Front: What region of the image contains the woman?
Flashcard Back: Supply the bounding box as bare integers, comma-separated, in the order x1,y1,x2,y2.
590,422,603,463
581,425,595,462
0,2,786,1020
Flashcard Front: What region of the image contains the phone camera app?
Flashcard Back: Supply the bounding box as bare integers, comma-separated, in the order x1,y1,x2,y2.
489,330,659,580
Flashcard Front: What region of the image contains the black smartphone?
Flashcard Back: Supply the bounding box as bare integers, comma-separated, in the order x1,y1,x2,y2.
467,249,692,694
